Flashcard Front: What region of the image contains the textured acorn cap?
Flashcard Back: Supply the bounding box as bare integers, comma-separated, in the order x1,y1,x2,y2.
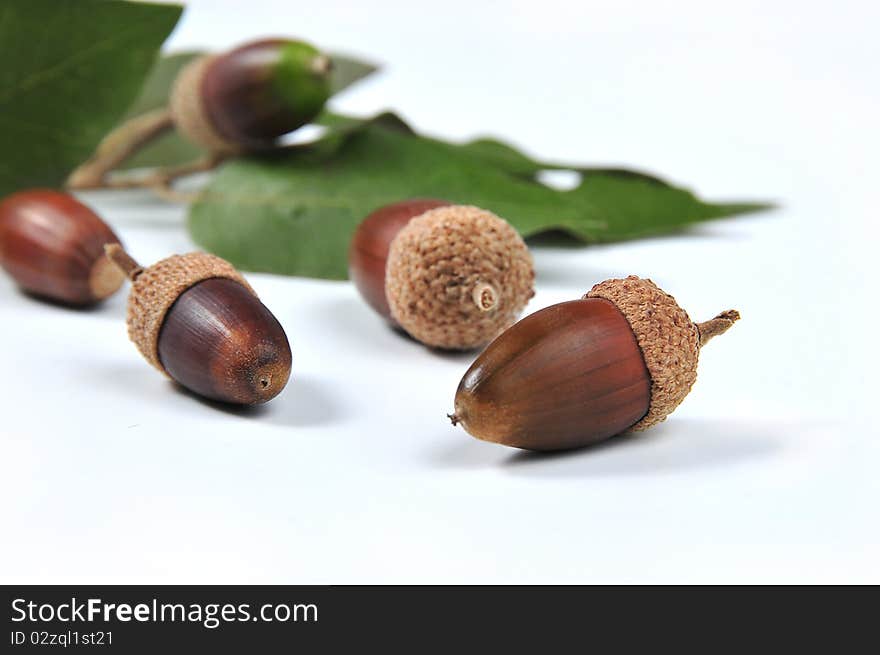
385,205,534,350
586,275,739,430
106,247,254,374
169,55,241,154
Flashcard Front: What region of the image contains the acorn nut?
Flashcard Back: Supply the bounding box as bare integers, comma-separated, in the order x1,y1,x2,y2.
0,189,125,305
348,201,535,350
105,245,291,405
451,276,740,450
170,38,332,153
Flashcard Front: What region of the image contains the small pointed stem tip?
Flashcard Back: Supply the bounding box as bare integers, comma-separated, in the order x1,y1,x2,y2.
472,283,498,312
448,413,460,426
104,244,143,281
310,54,333,76
697,309,740,347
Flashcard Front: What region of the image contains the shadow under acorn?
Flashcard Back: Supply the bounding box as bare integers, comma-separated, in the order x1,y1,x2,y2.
428,418,786,477
306,293,480,363
172,373,347,428
15,287,126,318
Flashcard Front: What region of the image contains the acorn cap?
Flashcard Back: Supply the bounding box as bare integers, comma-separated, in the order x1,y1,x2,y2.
586,275,739,430
385,205,534,350
106,246,254,373
169,55,241,154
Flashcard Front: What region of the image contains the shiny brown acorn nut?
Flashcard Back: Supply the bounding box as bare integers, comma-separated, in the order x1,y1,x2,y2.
0,189,125,305
451,276,740,451
348,201,535,350
170,38,332,153
105,245,291,405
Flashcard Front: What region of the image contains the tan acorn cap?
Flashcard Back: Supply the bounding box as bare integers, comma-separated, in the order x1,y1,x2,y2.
385,205,535,350
169,55,241,154
105,245,254,373
586,275,739,430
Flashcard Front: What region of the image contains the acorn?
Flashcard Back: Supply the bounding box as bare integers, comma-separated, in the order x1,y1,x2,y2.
450,276,740,450
170,38,332,153
0,189,125,305
348,201,535,350
105,245,291,405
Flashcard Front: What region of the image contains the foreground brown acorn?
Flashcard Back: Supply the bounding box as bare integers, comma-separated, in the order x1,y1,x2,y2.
0,189,124,305
170,38,332,153
105,245,291,405
349,201,535,350
451,276,739,450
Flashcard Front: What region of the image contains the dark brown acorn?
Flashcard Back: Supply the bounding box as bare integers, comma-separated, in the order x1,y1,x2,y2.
170,38,332,153
105,245,291,405
451,276,740,451
349,198,450,320
348,200,535,350
0,189,125,305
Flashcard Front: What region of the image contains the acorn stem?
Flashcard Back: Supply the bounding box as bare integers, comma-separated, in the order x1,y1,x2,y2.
67,108,174,189
104,244,143,281
697,310,740,347
310,54,333,76
472,283,499,312
447,413,461,426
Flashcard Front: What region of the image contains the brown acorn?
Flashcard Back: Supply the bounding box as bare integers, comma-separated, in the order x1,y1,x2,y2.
0,189,125,305
170,38,332,153
348,201,535,350
451,276,740,450
105,245,291,405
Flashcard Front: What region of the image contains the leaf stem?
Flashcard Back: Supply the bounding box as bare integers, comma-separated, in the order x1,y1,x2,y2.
67,108,174,189
71,151,224,203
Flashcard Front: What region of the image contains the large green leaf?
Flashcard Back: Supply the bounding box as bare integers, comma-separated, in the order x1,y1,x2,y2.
0,0,182,196
120,51,379,170
189,112,770,280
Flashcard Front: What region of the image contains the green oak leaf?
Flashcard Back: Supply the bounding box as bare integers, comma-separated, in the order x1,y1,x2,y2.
458,137,668,185
0,0,182,196
119,51,379,170
327,53,380,95
189,112,771,280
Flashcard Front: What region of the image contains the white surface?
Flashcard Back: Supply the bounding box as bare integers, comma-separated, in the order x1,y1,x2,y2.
1,0,877,583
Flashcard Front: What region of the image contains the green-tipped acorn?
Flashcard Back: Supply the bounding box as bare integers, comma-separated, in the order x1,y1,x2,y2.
170,38,332,153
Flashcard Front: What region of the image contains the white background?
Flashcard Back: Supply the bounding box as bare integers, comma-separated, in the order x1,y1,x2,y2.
1,0,876,583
